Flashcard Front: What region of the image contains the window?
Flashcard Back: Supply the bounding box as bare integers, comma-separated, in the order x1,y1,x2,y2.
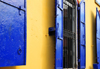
55,0,86,69
63,0,77,68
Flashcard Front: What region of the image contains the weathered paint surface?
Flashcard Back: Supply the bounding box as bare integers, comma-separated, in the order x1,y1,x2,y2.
0,0,55,69
0,2,26,66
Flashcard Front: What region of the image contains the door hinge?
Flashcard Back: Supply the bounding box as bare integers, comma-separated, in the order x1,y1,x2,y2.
18,6,21,15
57,4,63,11
58,36,63,40
0,0,25,11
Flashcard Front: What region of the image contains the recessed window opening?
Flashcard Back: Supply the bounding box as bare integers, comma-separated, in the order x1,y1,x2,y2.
63,0,77,68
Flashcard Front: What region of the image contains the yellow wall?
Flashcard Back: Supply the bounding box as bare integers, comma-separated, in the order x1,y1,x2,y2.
0,0,55,69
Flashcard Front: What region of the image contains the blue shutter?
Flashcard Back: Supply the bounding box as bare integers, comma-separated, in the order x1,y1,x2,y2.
93,8,100,69
0,0,26,67
78,0,86,69
96,8,100,69
55,0,63,69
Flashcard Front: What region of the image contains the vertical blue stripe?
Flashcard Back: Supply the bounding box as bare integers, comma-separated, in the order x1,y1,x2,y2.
55,0,63,69
78,0,86,69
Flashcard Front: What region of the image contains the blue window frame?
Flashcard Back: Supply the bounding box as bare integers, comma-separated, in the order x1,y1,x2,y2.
0,0,26,67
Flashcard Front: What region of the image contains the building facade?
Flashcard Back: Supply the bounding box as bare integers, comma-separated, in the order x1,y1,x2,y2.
0,0,100,69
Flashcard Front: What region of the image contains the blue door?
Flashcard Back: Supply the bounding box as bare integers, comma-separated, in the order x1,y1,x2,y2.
55,0,63,69
78,0,86,69
0,0,26,67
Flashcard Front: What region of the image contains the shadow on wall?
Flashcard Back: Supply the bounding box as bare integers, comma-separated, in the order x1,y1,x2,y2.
91,11,96,64
41,0,55,69
0,67,16,69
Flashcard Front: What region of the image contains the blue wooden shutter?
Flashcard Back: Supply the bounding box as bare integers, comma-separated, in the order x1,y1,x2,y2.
0,0,26,67
55,0,63,69
78,0,86,68
93,8,100,69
